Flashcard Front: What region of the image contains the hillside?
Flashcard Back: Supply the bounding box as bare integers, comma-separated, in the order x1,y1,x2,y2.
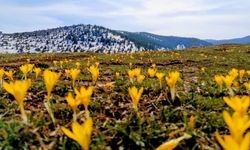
0,24,211,53
118,32,212,50
0,44,250,149
206,35,250,45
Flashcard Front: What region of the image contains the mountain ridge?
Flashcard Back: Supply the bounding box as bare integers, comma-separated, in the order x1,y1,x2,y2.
205,35,250,45
0,24,211,53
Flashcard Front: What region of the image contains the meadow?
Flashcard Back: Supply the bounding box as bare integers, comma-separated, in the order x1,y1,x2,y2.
0,44,250,150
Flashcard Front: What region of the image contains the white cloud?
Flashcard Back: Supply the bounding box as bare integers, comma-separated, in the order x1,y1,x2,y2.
0,0,250,39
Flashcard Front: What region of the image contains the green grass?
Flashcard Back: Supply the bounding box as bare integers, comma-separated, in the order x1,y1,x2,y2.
0,44,250,149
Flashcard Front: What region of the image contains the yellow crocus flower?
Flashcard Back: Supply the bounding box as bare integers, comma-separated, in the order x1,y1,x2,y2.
156,72,165,88
4,70,14,80
239,70,245,81
127,68,141,81
69,68,80,87
222,75,235,96
65,93,81,122
88,65,99,84
223,111,250,142
21,64,34,79
166,71,180,89
155,72,165,81
69,69,80,82
74,86,94,117
66,93,81,111
62,117,93,150
129,62,132,68
148,68,156,78
27,64,34,71
228,68,238,80
247,70,250,76
76,62,81,69
128,70,135,82
222,75,234,88
214,75,224,87
43,69,61,99
53,60,58,66
233,81,239,88
156,134,191,150
65,69,71,78
128,86,143,111
151,63,156,68
20,64,29,77
224,96,250,117
3,79,31,123
60,61,64,68
33,67,41,79
137,74,145,83
95,62,100,67
43,70,61,124
244,81,250,90
115,72,120,79
201,67,206,72
156,139,177,150
133,68,141,77
156,72,165,81
165,71,180,101
188,116,197,130
215,132,250,150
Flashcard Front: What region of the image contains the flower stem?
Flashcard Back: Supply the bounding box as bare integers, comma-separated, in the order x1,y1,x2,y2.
170,88,176,101
73,110,77,122
228,87,234,97
0,79,2,88
72,80,75,88
19,103,28,124
135,110,142,141
85,108,90,118
45,95,56,124
219,85,222,93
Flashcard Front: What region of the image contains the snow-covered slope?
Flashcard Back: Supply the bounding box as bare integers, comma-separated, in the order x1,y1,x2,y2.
0,25,144,53
0,24,212,53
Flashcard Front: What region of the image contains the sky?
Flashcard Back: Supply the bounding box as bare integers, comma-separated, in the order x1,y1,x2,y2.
0,0,250,39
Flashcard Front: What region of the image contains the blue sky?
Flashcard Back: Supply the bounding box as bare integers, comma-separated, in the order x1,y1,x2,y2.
0,0,249,39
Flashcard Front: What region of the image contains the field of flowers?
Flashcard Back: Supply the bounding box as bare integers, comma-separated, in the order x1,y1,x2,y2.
0,44,250,150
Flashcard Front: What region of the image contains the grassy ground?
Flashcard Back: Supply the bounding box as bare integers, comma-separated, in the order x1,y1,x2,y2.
0,44,250,149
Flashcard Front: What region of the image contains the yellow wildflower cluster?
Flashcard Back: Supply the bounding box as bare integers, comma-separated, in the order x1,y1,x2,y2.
88,64,99,84
214,68,249,96
5,70,14,80
216,96,250,150
128,68,145,83
19,63,34,79
3,54,249,150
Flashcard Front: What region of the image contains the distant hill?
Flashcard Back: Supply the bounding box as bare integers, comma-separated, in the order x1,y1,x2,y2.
117,32,212,50
0,24,211,53
206,36,250,45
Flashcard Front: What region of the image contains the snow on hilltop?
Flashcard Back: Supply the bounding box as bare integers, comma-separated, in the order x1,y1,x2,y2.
0,24,212,53
0,24,144,53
